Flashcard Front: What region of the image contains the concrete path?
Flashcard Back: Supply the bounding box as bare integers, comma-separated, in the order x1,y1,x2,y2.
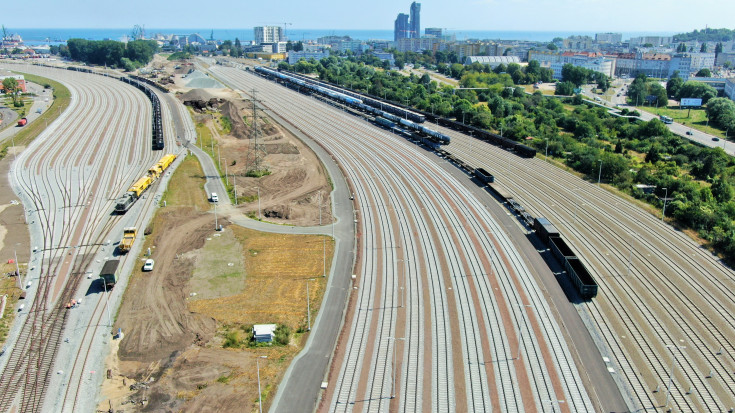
173,76,356,412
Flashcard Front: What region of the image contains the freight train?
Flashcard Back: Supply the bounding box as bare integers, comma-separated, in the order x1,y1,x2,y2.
119,76,165,150
533,217,598,299
282,70,426,123
473,179,597,300
423,113,536,158
254,66,451,146
114,154,176,213
66,66,166,150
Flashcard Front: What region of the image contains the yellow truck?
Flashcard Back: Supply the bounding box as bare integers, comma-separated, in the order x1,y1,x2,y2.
118,227,137,253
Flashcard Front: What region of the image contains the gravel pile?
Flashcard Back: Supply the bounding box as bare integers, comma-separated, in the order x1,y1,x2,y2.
184,70,224,89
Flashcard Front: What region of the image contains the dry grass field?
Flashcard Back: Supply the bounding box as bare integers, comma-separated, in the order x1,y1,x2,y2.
189,226,333,330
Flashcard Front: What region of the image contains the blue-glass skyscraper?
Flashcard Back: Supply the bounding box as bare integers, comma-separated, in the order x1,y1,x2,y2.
409,2,421,39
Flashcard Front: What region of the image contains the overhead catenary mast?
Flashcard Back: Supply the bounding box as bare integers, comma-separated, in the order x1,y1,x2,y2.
245,89,268,176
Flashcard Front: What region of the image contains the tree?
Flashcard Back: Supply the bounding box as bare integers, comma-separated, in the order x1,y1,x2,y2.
677,42,687,52
677,80,717,103
597,75,610,92
716,42,723,54
700,43,708,52
705,97,735,131
666,72,684,97
711,177,734,203
695,68,711,77
547,43,558,51
561,64,588,86
555,81,575,96
2,77,19,106
233,38,243,57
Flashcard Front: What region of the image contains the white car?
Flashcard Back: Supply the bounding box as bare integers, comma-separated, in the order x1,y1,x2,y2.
143,259,154,271
211,193,219,203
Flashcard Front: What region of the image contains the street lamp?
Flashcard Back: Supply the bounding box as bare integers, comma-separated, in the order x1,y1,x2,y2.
665,344,686,408
256,355,268,413
545,138,549,162
214,202,218,230
224,159,228,186
253,187,261,219
306,278,315,331
597,159,603,185
661,187,668,221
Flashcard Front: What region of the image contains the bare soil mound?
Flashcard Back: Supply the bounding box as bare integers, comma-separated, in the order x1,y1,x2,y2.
179,89,221,111
115,209,221,368
219,100,248,139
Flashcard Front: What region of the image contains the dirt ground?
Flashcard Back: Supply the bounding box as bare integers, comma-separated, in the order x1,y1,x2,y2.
145,55,334,227
0,147,30,348
183,87,334,227
98,85,335,410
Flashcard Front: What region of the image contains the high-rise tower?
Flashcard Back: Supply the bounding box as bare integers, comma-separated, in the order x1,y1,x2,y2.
409,2,421,39
394,13,409,41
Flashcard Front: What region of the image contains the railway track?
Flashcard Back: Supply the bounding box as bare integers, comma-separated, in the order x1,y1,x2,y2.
440,124,735,411
0,64,160,413
210,65,594,412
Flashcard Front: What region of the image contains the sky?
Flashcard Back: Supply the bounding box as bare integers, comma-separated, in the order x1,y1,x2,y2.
10,0,735,33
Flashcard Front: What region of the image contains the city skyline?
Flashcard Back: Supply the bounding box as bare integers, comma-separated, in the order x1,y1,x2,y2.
9,0,735,33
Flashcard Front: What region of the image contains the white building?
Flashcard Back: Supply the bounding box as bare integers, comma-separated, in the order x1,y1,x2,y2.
629,36,673,47
463,56,520,68
254,26,284,45
595,33,622,44
725,78,735,101
253,324,277,343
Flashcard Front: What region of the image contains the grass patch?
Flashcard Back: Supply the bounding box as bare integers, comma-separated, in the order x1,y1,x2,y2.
0,263,23,347
160,152,209,210
245,169,271,178
219,115,232,134
188,227,333,330
0,72,71,160
188,228,246,299
639,106,728,137
168,52,192,61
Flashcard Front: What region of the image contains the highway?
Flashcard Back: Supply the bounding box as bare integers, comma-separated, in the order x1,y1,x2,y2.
0,63,183,413
211,64,595,413
434,122,735,411
583,81,734,155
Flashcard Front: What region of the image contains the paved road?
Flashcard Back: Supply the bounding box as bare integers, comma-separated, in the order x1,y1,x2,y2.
258,106,355,413
633,105,734,154
582,81,735,156
0,81,53,144
167,78,357,412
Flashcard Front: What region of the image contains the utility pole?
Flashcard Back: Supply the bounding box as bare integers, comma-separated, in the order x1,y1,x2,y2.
306,279,313,331
246,89,268,175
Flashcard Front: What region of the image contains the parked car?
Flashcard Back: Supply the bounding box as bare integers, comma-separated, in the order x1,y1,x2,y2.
686,131,693,135
713,137,720,141
143,259,154,271
211,193,219,203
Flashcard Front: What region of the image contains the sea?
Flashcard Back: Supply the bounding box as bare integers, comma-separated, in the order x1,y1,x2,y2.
13,28,677,46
